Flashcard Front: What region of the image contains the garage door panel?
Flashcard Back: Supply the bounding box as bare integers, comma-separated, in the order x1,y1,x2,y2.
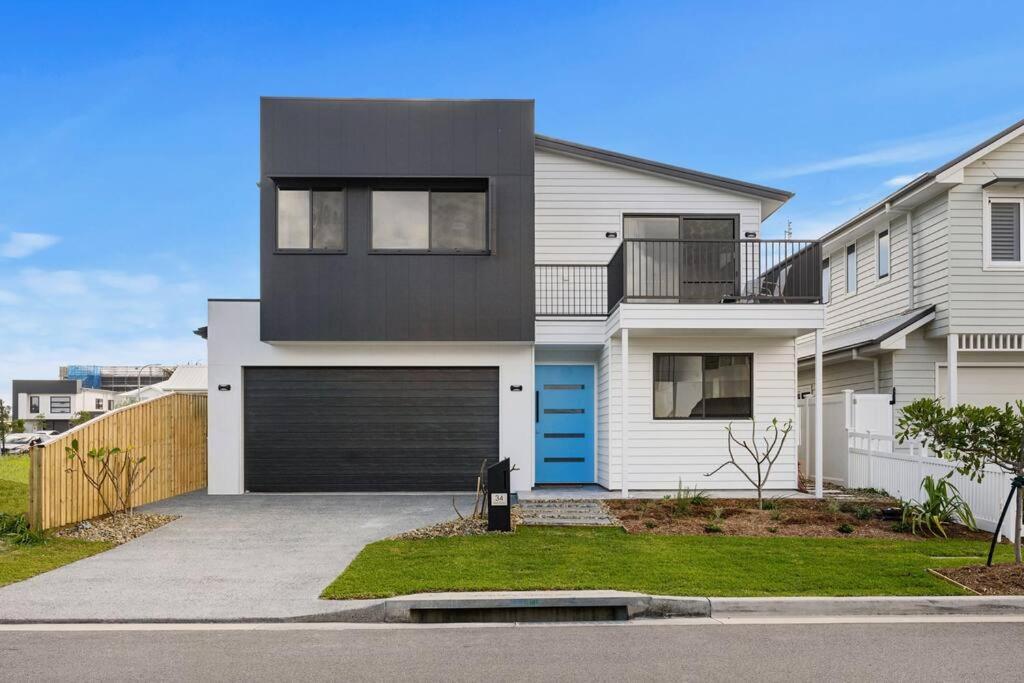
244,366,499,492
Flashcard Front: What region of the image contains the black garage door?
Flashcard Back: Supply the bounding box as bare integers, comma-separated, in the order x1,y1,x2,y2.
243,367,498,492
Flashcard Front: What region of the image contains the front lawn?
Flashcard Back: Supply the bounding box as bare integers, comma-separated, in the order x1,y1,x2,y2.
322,526,1012,599
0,455,111,588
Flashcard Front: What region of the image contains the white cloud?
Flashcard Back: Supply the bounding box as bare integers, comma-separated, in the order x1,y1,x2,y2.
0,231,60,258
884,173,924,188
0,289,19,305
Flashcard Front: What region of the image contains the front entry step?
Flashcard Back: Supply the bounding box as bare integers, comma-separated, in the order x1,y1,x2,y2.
519,499,618,526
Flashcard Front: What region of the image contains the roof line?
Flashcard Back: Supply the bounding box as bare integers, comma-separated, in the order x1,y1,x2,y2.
534,134,794,202
805,305,937,359
819,116,1024,243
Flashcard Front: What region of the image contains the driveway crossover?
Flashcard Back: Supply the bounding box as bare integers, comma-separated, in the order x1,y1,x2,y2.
0,491,472,621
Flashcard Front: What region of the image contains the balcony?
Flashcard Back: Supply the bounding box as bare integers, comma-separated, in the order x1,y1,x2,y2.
536,239,822,317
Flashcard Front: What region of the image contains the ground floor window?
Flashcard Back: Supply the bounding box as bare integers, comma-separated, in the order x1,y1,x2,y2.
653,353,752,419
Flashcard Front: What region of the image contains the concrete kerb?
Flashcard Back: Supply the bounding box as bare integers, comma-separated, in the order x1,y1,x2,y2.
5,593,1024,625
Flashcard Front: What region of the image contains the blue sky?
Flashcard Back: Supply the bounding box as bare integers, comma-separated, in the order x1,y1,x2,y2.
1,1,1022,399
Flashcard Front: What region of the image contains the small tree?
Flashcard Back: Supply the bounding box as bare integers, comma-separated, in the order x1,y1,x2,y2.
705,418,793,510
33,414,48,431
64,439,155,516
70,411,94,427
897,398,1024,564
0,400,11,454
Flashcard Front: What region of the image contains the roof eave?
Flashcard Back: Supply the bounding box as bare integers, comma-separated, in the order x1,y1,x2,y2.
535,134,794,205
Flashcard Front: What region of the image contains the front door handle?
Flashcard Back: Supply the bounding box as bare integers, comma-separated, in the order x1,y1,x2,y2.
535,390,539,423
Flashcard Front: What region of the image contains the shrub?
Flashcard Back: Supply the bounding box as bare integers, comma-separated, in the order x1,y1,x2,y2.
891,521,911,533
837,523,855,534
761,498,780,511
767,525,779,534
900,474,977,538
643,520,657,529
825,499,842,515
672,480,711,516
854,506,874,521
0,513,46,546
704,523,722,533
770,509,783,522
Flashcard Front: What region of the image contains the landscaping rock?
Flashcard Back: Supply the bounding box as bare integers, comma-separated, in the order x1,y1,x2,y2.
55,514,178,545
389,507,524,539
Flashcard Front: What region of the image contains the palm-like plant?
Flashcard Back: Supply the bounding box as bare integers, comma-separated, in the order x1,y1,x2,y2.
900,474,976,538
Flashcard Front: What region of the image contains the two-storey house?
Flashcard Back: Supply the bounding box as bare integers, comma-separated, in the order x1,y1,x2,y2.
206,98,826,496
797,117,1024,428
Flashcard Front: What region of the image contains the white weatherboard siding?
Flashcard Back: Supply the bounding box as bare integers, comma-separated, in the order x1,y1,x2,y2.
911,193,952,333
602,335,798,490
534,149,763,265
797,355,893,397
949,137,1024,333
207,301,536,494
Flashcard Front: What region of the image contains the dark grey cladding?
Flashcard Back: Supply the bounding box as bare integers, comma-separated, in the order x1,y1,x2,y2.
259,98,535,342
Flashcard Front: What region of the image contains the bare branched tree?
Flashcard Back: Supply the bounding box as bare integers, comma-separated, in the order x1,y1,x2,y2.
65,439,155,516
705,418,793,510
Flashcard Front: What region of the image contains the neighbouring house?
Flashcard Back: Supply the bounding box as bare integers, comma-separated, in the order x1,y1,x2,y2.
11,379,120,432
797,117,1024,433
204,97,826,496
61,364,175,393
117,365,208,405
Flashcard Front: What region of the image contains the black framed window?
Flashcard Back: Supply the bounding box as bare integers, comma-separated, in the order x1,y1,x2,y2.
95,398,104,410
877,230,890,278
276,188,346,251
846,243,857,294
371,187,488,253
50,396,71,414
29,395,40,413
107,400,114,410
653,353,752,419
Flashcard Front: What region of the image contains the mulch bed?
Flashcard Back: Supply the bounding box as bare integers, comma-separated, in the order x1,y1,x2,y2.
606,497,990,540
390,506,524,540
933,564,1024,595
55,513,178,545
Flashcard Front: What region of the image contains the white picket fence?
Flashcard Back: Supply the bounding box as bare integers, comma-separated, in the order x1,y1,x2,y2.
848,431,1019,541
798,391,893,485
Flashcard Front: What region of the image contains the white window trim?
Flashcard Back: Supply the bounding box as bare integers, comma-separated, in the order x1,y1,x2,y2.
845,241,858,295
982,192,1024,271
875,228,890,280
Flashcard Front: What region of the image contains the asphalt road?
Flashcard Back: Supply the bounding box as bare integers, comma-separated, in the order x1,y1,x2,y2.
2,618,1022,682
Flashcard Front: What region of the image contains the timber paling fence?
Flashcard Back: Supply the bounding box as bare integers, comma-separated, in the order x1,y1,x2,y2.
27,392,207,530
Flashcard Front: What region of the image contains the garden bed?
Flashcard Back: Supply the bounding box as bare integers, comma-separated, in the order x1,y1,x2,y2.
55,513,178,545
605,497,990,541
933,563,1024,596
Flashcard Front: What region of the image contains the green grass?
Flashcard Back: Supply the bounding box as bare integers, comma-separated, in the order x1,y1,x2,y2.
0,538,113,587
0,455,30,516
0,454,111,587
322,526,1013,599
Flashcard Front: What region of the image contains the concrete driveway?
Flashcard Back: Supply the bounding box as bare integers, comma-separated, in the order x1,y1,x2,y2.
0,491,473,622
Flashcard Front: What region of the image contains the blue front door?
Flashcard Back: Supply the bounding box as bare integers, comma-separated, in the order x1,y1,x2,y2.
535,365,595,484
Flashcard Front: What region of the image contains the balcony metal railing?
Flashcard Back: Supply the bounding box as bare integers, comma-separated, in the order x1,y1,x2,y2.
535,238,821,317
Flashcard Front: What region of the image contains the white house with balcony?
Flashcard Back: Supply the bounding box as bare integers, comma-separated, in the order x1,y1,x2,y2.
797,117,1024,429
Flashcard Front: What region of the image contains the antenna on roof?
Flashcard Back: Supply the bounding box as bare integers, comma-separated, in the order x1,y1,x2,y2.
785,220,793,240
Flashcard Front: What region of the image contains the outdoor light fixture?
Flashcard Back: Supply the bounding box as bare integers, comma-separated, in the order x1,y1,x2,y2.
605,231,618,238
218,384,231,391
744,231,758,238
510,385,523,392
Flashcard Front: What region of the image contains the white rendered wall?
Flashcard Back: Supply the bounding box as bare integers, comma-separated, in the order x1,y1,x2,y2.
207,301,536,494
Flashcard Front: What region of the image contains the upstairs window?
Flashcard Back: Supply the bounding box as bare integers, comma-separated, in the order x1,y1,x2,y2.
372,188,487,253
95,398,104,410
50,396,71,414
821,257,831,304
846,243,857,294
877,230,890,279
277,188,346,251
987,199,1023,266
29,395,40,413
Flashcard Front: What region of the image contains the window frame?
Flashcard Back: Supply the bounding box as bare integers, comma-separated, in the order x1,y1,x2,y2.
29,395,40,413
49,396,71,414
370,183,490,255
846,242,858,294
876,229,890,279
274,183,348,255
652,352,754,421
983,193,1024,270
